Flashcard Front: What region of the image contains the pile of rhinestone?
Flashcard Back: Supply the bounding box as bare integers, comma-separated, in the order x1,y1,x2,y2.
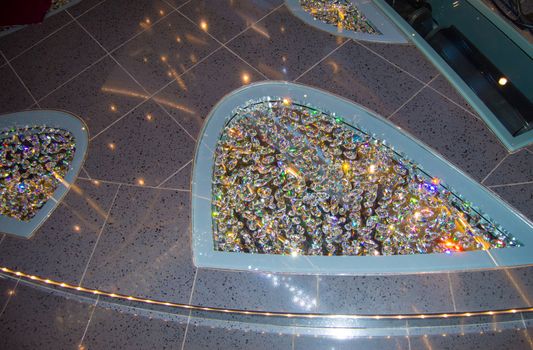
299,0,379,34
1,126,75,221
212,100,518,256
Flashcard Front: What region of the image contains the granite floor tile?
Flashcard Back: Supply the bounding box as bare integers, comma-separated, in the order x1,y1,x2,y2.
179,0,283,43
192,269,317,312
0,179,119,285
297,40,423,116
0,277,18,312
84,100,195,186
228,6,346,81
83,186,194,304
10,21,105,100
0,283,93,349
358,42,438,83
67,0,107,17
82,303,187,350
160,161,192,190
154,48,265,139
390,87,508,181
294,334,409,350
429,75,476,114
449,267,533,312
317,273,454,314
112,11,219,94
0,12,72,61
484,150,533,186
183,320,293,350
491,184,533,222
40,56,146,137
77,0,173,51
409,328,532,350
0,64,35,114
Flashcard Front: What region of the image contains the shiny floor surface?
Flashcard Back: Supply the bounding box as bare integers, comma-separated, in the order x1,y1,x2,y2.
0,0,532,348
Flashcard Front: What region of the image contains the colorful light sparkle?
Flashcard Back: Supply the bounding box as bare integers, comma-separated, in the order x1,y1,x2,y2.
0,126,75,221
211,100,519,256
300,0,380,34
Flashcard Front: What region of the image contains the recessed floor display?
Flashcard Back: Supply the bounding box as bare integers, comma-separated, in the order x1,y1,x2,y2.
0,110,88,238
285,0,407,43
192,82,533,274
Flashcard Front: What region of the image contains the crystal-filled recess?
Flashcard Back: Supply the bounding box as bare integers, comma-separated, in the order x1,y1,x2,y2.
299,0,379,34
0,126,76,221
212,100,519,256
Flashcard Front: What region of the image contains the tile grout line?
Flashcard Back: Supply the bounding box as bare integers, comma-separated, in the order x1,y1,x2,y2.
521,311,528,329
406,321,412,350
77,176,190,192
68,5,212,144
161,0,193,11
354,40,481,120
446,273,458,312
157,159,193,188
34,4,176,105
224,3,286,46
294,39,351,82
81,167,92,180
78,295,100,349
180,267,198,350
73,6,224,142
387,74,439,120
0,277,20,318
78,185,121,286
148,46,226,142
488,180,533,188
65,10,151,97
291,332,296,350
173,8,269,80
0,50,41,107
481,153,509,184
6,18,76,64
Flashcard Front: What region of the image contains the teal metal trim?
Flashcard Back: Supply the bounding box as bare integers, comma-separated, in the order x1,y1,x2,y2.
0,110,88,238
468,0,532,59
192,81,533,275
371,0,533,151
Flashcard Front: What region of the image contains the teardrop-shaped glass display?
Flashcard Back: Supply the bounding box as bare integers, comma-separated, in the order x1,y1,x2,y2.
192,82,533,274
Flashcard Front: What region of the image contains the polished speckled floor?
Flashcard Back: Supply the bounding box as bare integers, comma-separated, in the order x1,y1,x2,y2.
0,0,533,348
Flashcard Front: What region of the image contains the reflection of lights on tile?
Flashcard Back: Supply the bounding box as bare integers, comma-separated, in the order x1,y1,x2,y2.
8,289,14,296
110,104,117,112
452,0,460,7
143,57,148,63
159,10,165,15
282,67,287,74
137,178,145,186
146,114,153,121
92,180,100,186
241,73,250,84
176,36,181,43
145,18,151,24
108,143,116,151
280,26,285,33
200,20,208,31
498,77,508,86
190,53,197,63
73,225,81,232
160,55,168,62
282,98,291,106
